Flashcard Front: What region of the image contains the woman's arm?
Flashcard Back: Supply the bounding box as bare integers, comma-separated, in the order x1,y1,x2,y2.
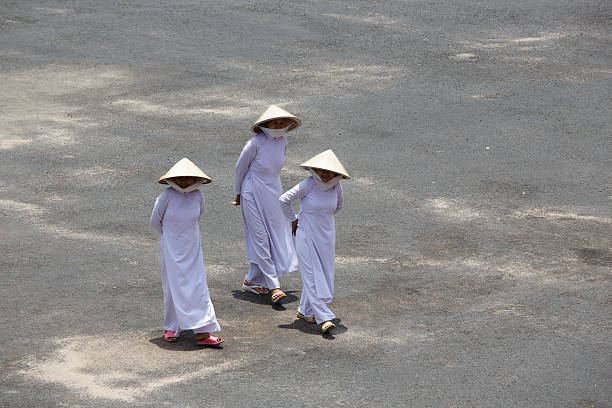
280,180,308,236
150,190,169,235
281,178,314,235
279,178,311,222
333,183,344,215
232,137,258,205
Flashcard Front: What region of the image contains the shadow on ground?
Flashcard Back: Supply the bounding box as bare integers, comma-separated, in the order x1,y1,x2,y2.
278,318,347,339
231,289,299,308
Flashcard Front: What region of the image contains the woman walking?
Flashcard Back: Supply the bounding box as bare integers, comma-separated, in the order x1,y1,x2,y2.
151,158,222,346
279,149,349,333
233,105,300,303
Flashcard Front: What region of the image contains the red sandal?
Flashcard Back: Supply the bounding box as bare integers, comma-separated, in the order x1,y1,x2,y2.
163,330,177,342
196,335,224,346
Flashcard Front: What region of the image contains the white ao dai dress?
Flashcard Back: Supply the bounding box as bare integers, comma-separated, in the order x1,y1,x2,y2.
234,133,298,289
150,188,220,336
279,177,343,323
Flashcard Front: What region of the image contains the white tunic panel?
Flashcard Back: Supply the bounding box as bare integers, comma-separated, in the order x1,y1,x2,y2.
150,188,220,333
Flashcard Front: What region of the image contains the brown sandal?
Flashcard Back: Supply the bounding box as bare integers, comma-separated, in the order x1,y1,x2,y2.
297,312,315,323
271,290,286,303
242,280,268,295
321,321,336,333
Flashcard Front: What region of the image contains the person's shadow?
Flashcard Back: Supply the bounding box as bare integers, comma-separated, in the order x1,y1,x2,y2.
231,289,299,310
149,330,224,351
278,318,347,340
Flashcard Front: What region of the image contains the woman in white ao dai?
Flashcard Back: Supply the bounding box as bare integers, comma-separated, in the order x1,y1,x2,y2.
233,105,301,304
279,150,349,333
150,158,222,347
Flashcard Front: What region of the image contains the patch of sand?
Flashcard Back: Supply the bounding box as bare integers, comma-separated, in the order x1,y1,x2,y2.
112,99,253,118
22,335,242,402
512,208,612,224
424,197,484,221
0,199,147,247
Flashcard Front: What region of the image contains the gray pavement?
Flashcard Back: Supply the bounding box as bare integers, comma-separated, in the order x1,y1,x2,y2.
1,0,611,407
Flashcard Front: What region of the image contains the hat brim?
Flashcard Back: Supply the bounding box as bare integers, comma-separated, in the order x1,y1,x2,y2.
301,166,350,179
159,176,212,185
251,117,301,133
158,158,212,184
299,149,350,179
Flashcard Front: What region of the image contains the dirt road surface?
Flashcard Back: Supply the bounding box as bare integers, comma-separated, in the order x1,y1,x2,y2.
1,1,610,407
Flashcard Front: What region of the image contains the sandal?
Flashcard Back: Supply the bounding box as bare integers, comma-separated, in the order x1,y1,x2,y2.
196,335,224,347
271,290,286,303
242,280,268,295
163,330,177,342
321,321,336,333
296,312,315,323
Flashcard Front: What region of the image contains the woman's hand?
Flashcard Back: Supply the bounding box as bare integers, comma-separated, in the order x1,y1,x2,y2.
232,194,241,206
291,219,298,236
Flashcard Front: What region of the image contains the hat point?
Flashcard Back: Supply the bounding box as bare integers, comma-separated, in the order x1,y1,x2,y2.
251,105,302,132
300,149,350,179
158,157,212,184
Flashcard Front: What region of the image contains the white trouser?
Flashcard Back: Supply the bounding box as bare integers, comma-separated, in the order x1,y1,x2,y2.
162,278,219,336
241,195,282,289
298,270,335,324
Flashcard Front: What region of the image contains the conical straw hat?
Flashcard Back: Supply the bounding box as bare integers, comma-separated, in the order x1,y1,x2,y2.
300,149,350,179
158,158,212,184
251,105,301,132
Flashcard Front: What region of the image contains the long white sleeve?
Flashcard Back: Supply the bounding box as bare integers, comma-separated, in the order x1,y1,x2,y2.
333,183,343,215
150,190,169,235
233,138,258,194
279,178,312,221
